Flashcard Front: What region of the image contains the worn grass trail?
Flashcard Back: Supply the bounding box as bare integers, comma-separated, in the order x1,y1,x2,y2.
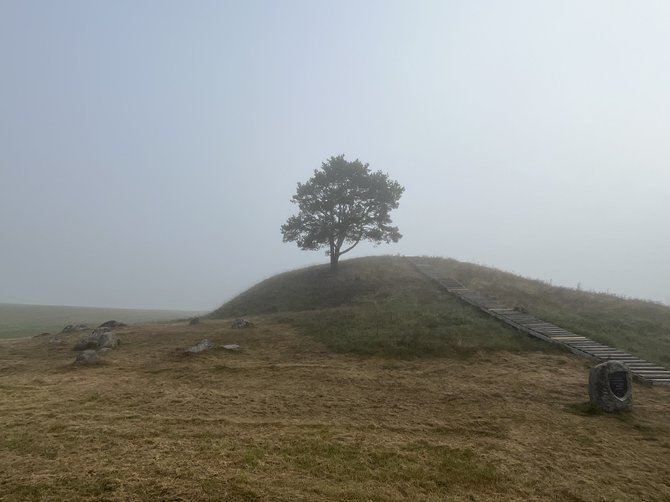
1,320,669,501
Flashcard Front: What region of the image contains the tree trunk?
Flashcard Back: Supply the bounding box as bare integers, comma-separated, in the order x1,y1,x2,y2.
330,252,339,273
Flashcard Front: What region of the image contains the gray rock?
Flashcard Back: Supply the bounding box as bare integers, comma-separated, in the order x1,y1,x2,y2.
97,330,119,349
73,327,119,351
589,360,633,412
187,339,216,353
99,320,126,328
98,347,113,354
74,350,100,365
73,336,99,351
231,318,253,329
222,344,240,351
189,317,201,326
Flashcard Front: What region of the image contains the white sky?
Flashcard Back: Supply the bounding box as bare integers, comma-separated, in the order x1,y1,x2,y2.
1,0,669,309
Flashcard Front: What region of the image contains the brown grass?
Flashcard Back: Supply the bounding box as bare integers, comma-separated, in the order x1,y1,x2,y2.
1,320,669,501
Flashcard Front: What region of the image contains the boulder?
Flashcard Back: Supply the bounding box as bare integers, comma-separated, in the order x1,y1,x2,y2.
222,344,240,351
99,320,126,329
589,360,633,412
97,330,120,349
231,318,253,329
189,317,201,326
74,350,100,365
73,336,99,351
186,339,215,353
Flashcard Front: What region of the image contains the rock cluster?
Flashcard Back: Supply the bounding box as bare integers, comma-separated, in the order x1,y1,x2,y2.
231,318,253,329
71,327,122,365
73,327,120,351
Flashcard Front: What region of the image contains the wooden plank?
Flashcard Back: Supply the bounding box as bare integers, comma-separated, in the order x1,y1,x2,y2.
568,346,613,351
591,352,634,356
569,348,612,352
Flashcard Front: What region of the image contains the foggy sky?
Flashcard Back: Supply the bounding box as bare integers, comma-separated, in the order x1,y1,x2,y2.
2,1,669,310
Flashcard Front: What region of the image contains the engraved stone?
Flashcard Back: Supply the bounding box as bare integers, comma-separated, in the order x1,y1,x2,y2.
588,360,633,412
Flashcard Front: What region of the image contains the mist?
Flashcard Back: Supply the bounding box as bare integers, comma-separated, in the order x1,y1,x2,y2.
2,0,669,310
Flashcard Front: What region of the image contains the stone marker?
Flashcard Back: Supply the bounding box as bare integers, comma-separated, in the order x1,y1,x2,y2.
589,360,633,412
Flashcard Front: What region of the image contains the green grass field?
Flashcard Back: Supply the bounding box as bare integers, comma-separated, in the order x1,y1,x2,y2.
0,303,205,340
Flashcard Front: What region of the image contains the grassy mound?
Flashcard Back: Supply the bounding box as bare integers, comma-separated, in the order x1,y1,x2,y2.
210,256,555,358
211,255,670,365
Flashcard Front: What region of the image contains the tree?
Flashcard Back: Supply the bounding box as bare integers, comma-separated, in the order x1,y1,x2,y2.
281,155,404,272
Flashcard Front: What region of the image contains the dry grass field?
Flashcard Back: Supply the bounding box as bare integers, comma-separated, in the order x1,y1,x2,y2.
1,319,669,501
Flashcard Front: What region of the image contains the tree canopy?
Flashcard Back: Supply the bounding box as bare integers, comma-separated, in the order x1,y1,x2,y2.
281,155,404,272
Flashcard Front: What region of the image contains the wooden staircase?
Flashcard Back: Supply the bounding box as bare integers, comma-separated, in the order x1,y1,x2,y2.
410,258,670,386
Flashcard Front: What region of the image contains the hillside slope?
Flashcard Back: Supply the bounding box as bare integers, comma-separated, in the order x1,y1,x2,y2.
211,255,670,365
416,257,670,367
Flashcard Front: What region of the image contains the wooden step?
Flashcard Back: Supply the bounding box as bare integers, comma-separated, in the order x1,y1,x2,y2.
625,364,668,370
